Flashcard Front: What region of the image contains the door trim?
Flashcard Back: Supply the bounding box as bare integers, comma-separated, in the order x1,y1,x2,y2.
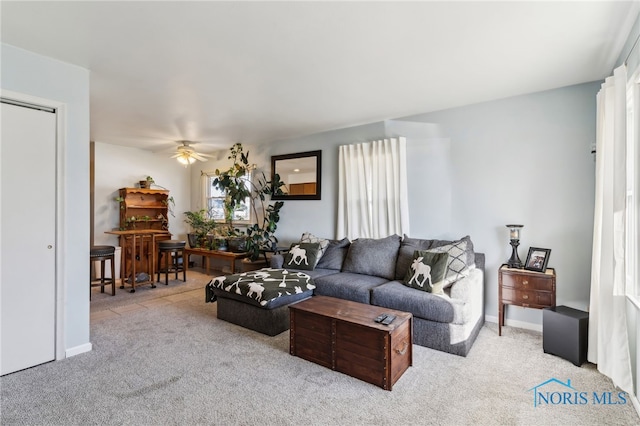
1,89,67,362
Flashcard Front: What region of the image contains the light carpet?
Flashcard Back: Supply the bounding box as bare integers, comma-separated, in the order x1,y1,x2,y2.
1,271,638,425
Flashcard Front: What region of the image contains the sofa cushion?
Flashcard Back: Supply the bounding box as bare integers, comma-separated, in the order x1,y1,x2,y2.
300,232,330,266
316,238,350,270
313,272,389,304
402,251,449,294
394,235,436,280
283,243,321,270
342,234,401,280
371,281,471,325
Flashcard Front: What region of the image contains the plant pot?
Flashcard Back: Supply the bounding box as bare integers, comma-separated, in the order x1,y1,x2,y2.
139,180,148,188
228,237,247,253
187,233,200,248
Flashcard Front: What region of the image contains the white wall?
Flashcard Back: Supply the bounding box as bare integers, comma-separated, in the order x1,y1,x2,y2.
1,44,90,354
405,82,600,327
94,142,192,245
254,82,600,331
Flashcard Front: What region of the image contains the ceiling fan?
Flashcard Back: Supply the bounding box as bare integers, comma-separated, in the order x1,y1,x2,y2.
171,141,213,166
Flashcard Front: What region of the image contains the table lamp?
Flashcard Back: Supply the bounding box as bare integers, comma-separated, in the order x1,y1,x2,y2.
506,224,523,268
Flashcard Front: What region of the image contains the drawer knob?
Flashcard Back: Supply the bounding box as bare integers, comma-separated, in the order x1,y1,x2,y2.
522,280,528,285
395,341,409,356
522,294,529,300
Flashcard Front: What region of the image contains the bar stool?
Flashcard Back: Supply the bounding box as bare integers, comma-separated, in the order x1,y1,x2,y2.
90,245,116,300
157,240,186,285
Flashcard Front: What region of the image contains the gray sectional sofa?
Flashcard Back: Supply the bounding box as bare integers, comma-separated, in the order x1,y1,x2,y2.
268,234,485,357
209,233,484,356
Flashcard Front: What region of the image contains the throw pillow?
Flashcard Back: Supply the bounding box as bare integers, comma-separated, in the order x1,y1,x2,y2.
342,234,401,280
402,251,449,295
300,232,330,266
430,235,476,269
316,238,350,270
283,243,321,271
427,238,473,286
394,234,436,280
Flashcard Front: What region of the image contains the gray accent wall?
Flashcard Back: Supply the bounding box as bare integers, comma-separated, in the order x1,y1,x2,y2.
263,81,600,330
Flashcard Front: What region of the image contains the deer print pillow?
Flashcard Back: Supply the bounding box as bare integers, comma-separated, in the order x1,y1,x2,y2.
402,251,449,295
283,243,321,271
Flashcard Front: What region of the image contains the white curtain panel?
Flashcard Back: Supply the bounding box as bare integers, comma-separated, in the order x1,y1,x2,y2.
337,137,410,240
588,65,634,394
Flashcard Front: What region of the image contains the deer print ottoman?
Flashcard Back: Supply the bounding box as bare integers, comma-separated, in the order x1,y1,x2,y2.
206,268,315,336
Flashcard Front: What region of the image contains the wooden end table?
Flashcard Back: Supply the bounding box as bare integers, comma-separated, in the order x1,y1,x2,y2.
498,264,556,336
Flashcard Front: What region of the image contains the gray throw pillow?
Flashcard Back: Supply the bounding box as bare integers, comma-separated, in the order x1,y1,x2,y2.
427,238,474,286
283,243,321,271
430,235,475,268
316,238,350,270
342,234,401,280
402,251,449,295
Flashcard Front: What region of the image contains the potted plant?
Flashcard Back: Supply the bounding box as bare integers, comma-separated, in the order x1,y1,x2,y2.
212,143,286,260
183,209,217,248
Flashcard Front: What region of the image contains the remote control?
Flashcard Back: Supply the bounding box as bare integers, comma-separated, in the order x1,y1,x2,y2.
381,314,396,325
374,314,388,323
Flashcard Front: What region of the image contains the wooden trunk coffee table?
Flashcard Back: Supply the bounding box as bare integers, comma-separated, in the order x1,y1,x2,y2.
289,295,412,390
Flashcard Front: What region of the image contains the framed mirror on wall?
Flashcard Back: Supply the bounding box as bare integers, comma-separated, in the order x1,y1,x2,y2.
271,150,321,200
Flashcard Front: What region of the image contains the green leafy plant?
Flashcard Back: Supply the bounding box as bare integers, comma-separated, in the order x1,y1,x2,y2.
162,196,176,217
115,196,125,210
183,209,217,248
212,143,286,260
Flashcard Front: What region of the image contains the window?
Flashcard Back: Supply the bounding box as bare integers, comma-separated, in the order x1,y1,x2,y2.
204,172,251,223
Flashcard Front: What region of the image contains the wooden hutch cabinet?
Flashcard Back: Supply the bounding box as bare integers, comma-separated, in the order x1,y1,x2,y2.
498,265,556,336
119,188,170,231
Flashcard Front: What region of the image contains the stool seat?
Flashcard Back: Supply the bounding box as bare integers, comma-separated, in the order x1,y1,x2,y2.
158,240,186,249
157,240,186,285
90,245,116,300
90,245,116,257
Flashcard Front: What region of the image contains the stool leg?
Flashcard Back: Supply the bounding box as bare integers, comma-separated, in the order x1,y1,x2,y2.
110,256,116,296
165,250,169,285
156,251,161,282
100,259,105,293
173,251,178,281
181,251,186,282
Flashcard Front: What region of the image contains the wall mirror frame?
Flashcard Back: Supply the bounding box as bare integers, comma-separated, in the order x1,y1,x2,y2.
271,150,322,200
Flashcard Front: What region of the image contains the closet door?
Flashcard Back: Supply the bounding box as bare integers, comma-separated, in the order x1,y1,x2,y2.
1,101,56,375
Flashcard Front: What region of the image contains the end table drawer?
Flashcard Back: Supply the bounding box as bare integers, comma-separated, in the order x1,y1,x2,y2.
501,273,554,291
501,287,554,307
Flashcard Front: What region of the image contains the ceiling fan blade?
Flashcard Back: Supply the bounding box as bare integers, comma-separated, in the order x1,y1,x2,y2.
194,152,214,158
191,153,209,162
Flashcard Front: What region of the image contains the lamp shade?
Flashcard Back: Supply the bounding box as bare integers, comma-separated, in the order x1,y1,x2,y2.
506,224,523,240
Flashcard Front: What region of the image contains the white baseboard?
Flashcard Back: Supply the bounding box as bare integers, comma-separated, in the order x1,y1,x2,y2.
65,342,92,358
485,315,542,333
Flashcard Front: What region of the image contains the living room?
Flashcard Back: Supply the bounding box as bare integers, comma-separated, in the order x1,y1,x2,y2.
1,2,639,424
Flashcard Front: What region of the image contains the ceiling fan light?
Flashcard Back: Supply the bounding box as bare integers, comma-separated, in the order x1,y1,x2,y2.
177,153,196,166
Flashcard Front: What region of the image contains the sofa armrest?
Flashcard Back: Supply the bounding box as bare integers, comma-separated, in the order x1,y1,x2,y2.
271,254,284,269
449,267,483,302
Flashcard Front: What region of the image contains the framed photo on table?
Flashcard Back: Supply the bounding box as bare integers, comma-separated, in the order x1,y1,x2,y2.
524,247,551,272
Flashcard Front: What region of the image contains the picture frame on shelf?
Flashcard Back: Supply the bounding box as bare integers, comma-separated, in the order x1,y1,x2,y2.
524,247,551,272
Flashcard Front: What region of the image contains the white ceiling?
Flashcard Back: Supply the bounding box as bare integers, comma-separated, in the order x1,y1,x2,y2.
2,1,638,153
